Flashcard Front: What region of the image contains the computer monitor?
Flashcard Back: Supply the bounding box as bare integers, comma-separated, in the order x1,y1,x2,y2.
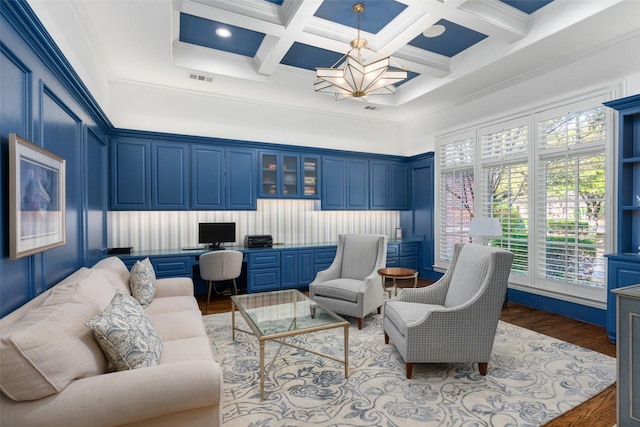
198,222,236,250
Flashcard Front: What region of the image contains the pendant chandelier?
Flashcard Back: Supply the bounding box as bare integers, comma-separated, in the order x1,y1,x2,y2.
314,3,408,101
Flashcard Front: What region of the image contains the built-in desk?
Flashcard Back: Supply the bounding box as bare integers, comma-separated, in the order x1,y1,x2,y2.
109,239,421,294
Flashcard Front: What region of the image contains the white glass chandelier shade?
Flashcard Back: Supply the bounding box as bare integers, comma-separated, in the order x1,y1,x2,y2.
314,3,408,101
315,53,407,101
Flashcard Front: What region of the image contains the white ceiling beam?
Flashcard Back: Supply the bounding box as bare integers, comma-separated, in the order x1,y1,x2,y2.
454,0,528,43
255,0,323,76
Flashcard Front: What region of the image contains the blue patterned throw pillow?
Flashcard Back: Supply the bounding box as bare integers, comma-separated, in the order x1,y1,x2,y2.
129,257,156,307
85,291,162,371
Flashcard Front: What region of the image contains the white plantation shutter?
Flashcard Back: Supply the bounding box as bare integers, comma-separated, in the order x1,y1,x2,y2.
438,132,475,261
536,105,607,290
435,93,611,302
479,119,529,276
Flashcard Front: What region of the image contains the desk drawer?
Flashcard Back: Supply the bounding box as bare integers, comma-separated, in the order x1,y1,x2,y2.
399,242,419,257
387,243,399,257
249,252,280,269
315,248,337,264
151,257,191,277
249,268,280,292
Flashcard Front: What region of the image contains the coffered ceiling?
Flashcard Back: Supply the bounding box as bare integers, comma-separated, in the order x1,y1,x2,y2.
27,0,640,126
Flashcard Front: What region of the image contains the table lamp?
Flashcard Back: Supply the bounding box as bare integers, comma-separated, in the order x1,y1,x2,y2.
469,217,502,245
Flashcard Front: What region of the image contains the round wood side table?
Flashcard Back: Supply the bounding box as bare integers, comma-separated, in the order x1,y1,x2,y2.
377,267,418,298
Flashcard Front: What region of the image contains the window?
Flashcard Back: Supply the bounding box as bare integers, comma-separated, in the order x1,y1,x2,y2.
479,119,529,275
438,133,474,261
536,106,607,290
436,95,611,302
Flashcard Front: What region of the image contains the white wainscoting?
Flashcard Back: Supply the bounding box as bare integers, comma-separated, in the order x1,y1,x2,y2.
107,199,400,251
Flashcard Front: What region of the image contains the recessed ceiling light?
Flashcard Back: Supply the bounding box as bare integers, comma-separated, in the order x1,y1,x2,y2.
423,24,445,38
215,27,232,38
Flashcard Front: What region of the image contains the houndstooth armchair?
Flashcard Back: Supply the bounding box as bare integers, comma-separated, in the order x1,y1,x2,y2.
309,234,387,330
383,243,514,378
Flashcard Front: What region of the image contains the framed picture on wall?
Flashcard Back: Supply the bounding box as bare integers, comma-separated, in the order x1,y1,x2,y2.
9,133,66,260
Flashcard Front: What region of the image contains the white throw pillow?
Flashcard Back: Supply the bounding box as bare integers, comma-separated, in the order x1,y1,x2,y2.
85,291,163,371
129,257,156,306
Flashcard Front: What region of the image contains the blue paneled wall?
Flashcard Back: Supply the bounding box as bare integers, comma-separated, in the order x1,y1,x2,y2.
0,1,109,316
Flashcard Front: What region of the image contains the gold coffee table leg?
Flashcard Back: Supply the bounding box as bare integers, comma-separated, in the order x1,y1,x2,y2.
231,301,236,340
260,340,265,401
344,324,349,378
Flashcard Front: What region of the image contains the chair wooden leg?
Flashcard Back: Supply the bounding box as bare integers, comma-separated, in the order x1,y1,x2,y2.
478,362,488,376
357,318,362,330
384,332,389,344
406,363,413,379
206,281,212,313
231,278,238,295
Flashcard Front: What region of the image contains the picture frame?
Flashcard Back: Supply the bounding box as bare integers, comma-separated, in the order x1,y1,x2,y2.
9,133,66,260
395,227,403,239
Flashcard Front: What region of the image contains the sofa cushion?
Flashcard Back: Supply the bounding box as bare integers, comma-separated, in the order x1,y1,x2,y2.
129,258,156,307
145,295,200,316
149,310,208,342
93,256,131,294
160,336,215,364
86,291,163,371
0,269,116,401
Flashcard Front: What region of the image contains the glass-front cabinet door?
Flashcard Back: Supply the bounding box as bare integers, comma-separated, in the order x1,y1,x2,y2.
260,152,300,198
282,155,299,197
261,153,278,196
302,156,319,199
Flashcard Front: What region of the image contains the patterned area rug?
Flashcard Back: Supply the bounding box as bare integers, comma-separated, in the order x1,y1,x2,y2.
203,311,615,427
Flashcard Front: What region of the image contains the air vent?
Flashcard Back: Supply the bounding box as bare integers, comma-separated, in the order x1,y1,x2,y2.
189,73,214,83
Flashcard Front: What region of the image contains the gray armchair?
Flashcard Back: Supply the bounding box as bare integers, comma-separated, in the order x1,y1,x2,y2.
383,243,514,378
309,234,387,329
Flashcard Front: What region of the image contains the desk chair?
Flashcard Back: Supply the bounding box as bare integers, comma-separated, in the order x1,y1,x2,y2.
199,250,243,312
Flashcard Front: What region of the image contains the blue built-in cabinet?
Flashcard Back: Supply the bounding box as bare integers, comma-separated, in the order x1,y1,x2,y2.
110,138,190,210
321,155,409,210
259,151,301,198
603,93,640,343
386,241,419,269
191,145,224,209
110,136,257,210
245,241,419,292
110,134,409,211
226,147,257,210
258,151,321,199
111,138,151,209
371,160,410,210
400,153,440,281
322,157,347,209
152,142,189,210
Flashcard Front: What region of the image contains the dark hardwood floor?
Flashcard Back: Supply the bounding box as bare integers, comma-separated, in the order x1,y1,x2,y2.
197,278,616,427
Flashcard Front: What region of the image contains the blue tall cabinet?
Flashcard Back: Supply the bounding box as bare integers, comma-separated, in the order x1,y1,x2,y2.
604,93,640,343
400,153,439,281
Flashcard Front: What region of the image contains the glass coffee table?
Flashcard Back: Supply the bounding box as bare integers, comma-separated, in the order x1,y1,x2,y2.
230,289,350,401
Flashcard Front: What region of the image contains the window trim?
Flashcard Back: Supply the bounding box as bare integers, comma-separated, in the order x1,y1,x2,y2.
434,91,617,304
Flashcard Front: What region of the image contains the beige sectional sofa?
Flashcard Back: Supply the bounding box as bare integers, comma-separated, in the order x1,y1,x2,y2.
0,256,222,427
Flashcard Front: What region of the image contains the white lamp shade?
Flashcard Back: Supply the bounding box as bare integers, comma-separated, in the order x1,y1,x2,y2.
469,217,502,237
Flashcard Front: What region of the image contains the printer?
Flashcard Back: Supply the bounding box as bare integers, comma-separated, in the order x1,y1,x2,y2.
244,235,273,248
